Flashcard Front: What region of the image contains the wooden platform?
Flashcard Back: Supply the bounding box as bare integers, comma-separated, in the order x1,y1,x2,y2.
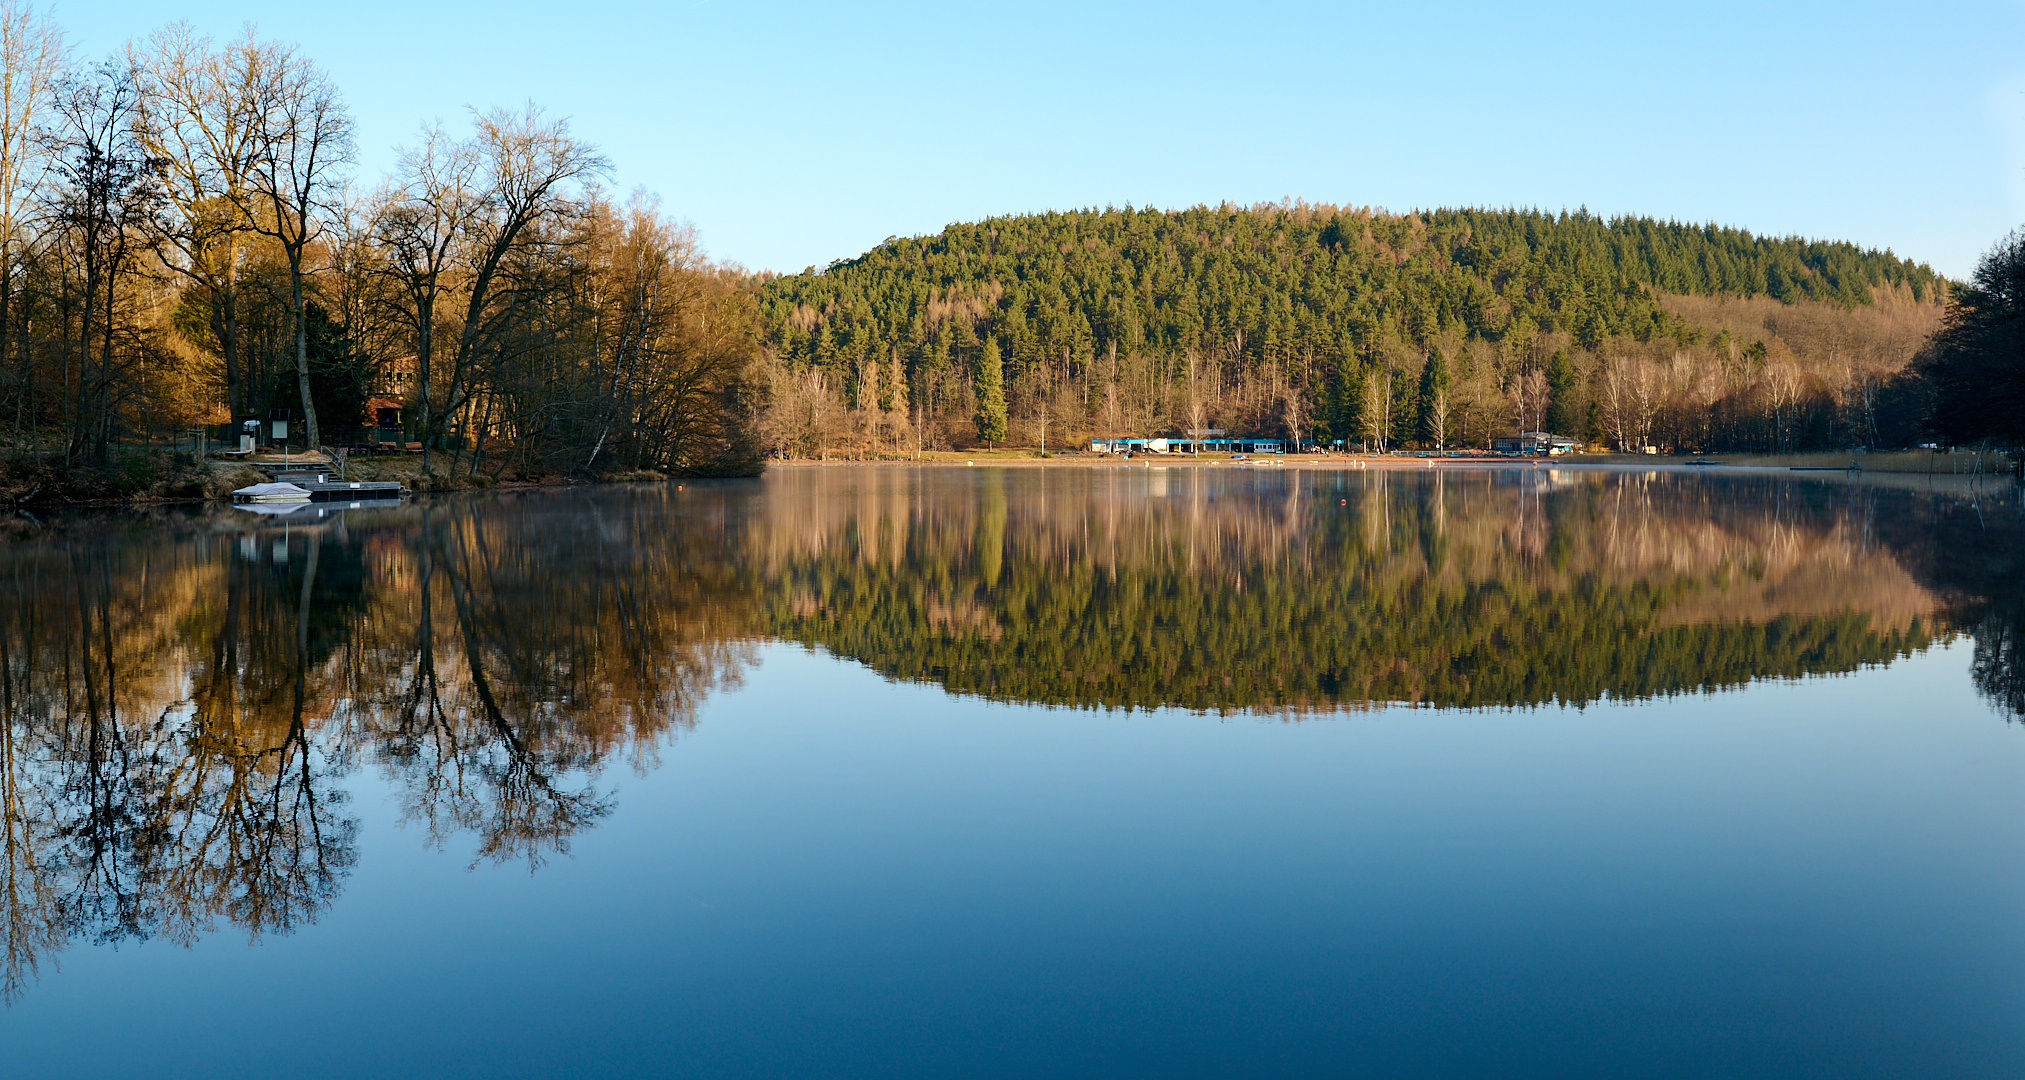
268,469,406,501
297,480,406,501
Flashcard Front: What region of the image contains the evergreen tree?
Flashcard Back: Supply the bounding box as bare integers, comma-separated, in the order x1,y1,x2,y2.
268,303,372,440
1329,341,1364,444
764,208,1940,386
1544,349,1579,434
755,205,1947,454
975,336,1008,445
1419,347,1452,448
1915,226,2025,447
1391,358,1420,448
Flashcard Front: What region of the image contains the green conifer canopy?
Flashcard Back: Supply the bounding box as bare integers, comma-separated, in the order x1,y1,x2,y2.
760,205,1943,373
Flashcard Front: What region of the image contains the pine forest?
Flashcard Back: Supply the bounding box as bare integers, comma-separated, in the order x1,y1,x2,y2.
752,204,1958,457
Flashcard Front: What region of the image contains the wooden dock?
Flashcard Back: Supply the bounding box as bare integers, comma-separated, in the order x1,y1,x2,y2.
268,469,407,501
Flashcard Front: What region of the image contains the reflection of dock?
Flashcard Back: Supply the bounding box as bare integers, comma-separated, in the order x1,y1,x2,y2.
231,468,406,524
234,498,401,520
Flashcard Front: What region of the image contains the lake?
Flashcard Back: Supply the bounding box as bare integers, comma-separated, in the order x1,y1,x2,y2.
3,464,2023,1079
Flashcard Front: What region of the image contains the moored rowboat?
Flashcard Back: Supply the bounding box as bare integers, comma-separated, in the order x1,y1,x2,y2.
232,482,311,503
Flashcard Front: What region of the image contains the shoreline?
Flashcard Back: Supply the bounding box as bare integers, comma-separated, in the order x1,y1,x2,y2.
9,447,2016,511
1,450,757,510
772,449,2019,475
767,452,2023,494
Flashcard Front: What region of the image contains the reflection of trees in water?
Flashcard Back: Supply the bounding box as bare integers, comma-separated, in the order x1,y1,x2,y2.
1,532,359,1002
754,468,1948,713
4,473,2018,1002
357,497,753,867
0,489,753,1002
1972,618,2025,720
1871,483,2025,722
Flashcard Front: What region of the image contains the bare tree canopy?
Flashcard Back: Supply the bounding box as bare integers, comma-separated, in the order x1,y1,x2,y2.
240,43,352,451
0,14,760,487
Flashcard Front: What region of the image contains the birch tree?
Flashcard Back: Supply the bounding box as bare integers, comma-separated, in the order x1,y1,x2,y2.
1763,360,1803,451
0,0,62,442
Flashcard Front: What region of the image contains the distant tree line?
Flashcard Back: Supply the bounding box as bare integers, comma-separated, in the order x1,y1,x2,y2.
0,5,761,481
753,203,1955,456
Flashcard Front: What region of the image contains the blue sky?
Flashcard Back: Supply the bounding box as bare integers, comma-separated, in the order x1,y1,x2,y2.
65,0,2025,277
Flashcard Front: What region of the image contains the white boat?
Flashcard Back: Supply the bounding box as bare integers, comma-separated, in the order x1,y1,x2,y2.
232,482,311,503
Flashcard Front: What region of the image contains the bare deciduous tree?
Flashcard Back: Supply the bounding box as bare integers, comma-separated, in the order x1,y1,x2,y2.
47,59,159,464
1763,360,1804,452
374,121,478,468
0,0,63,442
1600,356,1664,451
885,344,909,454
242,45,353,450
130,23,268,420
1281,384,1306,451
1507,367,1547,436
430,106,605,472
1361,364,1393,451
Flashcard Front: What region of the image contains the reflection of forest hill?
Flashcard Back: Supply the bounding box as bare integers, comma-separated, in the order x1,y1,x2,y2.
0,491,752,1003
754,468,1940,712
2,476,2006,1004
1587,478,1938,632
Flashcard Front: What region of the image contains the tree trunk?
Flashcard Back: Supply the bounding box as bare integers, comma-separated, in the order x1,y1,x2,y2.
293,271,319,451
69,252,97,470
1,258,15,446
469,390,493,477
417,306,433,476
96,270,116,464
214,268,243,422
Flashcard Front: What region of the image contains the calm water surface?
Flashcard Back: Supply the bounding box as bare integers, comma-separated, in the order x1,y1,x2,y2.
4,465,2024,1078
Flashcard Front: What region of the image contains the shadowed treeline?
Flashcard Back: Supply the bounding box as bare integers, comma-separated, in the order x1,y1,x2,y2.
1867,480,2025,723
4,468,2022,1002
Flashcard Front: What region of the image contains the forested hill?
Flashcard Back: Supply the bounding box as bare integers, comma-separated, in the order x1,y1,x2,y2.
758,205,1943,369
